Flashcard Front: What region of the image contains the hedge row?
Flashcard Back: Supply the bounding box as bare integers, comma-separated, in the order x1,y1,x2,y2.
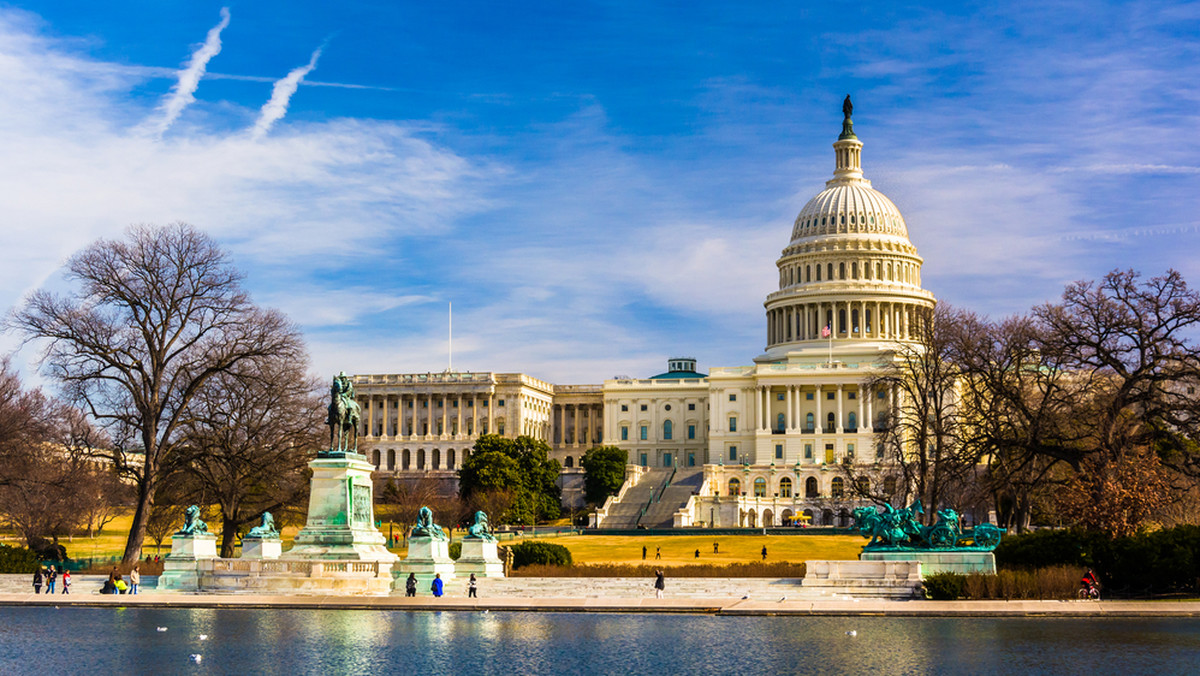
508,541,573,569
994,525,1200,596
0,545,42,574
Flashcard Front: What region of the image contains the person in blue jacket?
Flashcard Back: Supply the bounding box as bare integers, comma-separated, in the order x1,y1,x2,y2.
431,573,444,597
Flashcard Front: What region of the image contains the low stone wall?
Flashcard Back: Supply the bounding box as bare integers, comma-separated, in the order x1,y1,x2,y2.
464,577,802,599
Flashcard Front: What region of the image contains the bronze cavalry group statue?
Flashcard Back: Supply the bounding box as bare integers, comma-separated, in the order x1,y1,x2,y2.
851,501,1005,551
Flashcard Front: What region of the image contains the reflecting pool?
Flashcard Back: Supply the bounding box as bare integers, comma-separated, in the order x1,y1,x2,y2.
1,608,1197,675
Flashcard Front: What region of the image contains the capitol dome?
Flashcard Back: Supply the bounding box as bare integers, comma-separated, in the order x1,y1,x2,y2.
759,97,936,362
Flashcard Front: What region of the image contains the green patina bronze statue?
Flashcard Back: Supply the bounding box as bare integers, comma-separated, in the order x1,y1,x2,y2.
245,512,279,539
325,371,361,455
465,511,497,542
410,506,448,541
852,501,1004,551
175,505,208,536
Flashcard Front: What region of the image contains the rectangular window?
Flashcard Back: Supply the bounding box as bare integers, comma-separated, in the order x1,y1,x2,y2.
775,444,783,459
640,426,648,440
827,392,835,400
729,393,737,402
663,453,672,467
498,399,505,407
640,453,648,467
453,400,459,407
777,393,785,401
664,425,673,440
422,401,428,408
848,392,856,400
728,417,737,432
621,426,629,441
687,452,695,467
687,424,696,440
847,443,855,462
729,446,738,461
688,403,696,411
437,399,443,407
877,391,886,399
876,443,885,460
640,404,648,411
498,422,505,435
621,404,628,412
805,444,813,459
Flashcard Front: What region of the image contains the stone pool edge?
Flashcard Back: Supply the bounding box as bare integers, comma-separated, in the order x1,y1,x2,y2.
0,594,1199,617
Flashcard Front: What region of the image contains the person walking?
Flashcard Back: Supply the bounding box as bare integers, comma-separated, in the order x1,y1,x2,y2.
655,547,661,560
642,545,647,560
405,573,417,597
32,567,43,594
46,566,57,594
130,565,140,595
431,573,444,598
654,569,665,599
468,573,478,598
761,545,768,561
61,570,70,595
713,542,719,554
694,549,700,558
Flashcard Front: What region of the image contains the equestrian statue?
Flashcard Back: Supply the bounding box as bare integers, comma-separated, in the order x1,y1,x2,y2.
326,371,361,455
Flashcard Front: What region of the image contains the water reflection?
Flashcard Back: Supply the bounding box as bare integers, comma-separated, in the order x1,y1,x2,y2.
1,608,1198,675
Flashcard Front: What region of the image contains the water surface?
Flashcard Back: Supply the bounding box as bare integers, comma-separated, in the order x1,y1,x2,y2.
1,608,1197,675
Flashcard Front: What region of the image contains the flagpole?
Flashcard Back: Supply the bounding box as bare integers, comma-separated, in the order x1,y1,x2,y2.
448,301,453,373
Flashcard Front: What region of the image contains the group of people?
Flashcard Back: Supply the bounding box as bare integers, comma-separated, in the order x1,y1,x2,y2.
403,572,479,598
640,542,766,561
31,566,69,594
100,565,140,595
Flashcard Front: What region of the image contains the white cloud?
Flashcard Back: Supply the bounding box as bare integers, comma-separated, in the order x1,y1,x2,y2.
251,46,323,140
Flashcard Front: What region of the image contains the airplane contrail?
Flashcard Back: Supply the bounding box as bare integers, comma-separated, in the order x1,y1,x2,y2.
150,7,231,137
251,46,323,140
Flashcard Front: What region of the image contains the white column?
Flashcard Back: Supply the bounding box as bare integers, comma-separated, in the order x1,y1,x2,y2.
573,404,581,447
815,384,823,433
488,393,495,435
367,396,377,438
785,386,793,431
441,393,449,436
457,394,463,436
857,385,865,432
836,384,844,433
866,387,874,433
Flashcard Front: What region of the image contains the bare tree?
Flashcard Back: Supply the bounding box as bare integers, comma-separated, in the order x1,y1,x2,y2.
144,501,180,555
174,353,322,557
856,304,980,521
9,223,303,564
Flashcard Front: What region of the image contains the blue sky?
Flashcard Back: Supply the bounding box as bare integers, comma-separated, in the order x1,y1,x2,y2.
2,1,1199,384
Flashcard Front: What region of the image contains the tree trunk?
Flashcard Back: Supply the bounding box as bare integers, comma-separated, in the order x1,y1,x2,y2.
122,480,154,565
220,516,239,558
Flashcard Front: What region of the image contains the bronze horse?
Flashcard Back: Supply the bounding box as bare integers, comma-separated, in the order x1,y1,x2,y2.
327,371,361,453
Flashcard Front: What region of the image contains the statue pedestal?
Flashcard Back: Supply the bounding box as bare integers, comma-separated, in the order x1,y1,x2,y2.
455,539,504,577
800,560,924,599
159,533,218,590
283,454,396,565
241,538,282,559
396,536,456,591
860,550,996,575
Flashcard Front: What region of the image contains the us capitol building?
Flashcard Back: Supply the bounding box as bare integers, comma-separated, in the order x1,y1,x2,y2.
354,100,935,528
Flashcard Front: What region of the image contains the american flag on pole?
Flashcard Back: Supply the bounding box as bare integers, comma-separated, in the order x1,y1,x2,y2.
821,324,832,338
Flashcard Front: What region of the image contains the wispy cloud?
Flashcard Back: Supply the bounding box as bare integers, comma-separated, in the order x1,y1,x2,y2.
148,7,230,138
251,46,323,140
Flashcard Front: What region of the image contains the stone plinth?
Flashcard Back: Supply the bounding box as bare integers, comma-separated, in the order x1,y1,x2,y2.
396,536,456,591
860,550,996,575
800,559,923,599
455,539,504,578
283,454,397,565
158,533,218,591
241,538,282,560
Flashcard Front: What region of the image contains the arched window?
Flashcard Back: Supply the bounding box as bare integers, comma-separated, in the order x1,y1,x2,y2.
728,478,741,496
822,509,834,526
816,265,822,281
827,412,836,432
387,449,395,471
754,477,767,497
372,450,381,468
806,265,811,282
403,449,411,470
805,412,814,431
663,420,673,440
776,413,785,432
565,456,574,468
839,262,846,279
779,477,793,498
838,308,846,333
884,476,897,495
848,412,857,431
852,262,858,279
838,508,850,527
856,477,869,494
447,449,456,470
417,449,426,470
805,476,819,497
831,477,845,499
432,449,441,469
827,263,834,280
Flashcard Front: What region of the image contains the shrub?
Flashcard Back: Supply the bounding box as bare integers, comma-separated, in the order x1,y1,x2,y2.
448,542,461,560
0,544,42,573
962,566,1080,600
509,541,573,569
923,572,966,600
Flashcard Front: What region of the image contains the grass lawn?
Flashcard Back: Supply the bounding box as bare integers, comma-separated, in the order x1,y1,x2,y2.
508,533,863,566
